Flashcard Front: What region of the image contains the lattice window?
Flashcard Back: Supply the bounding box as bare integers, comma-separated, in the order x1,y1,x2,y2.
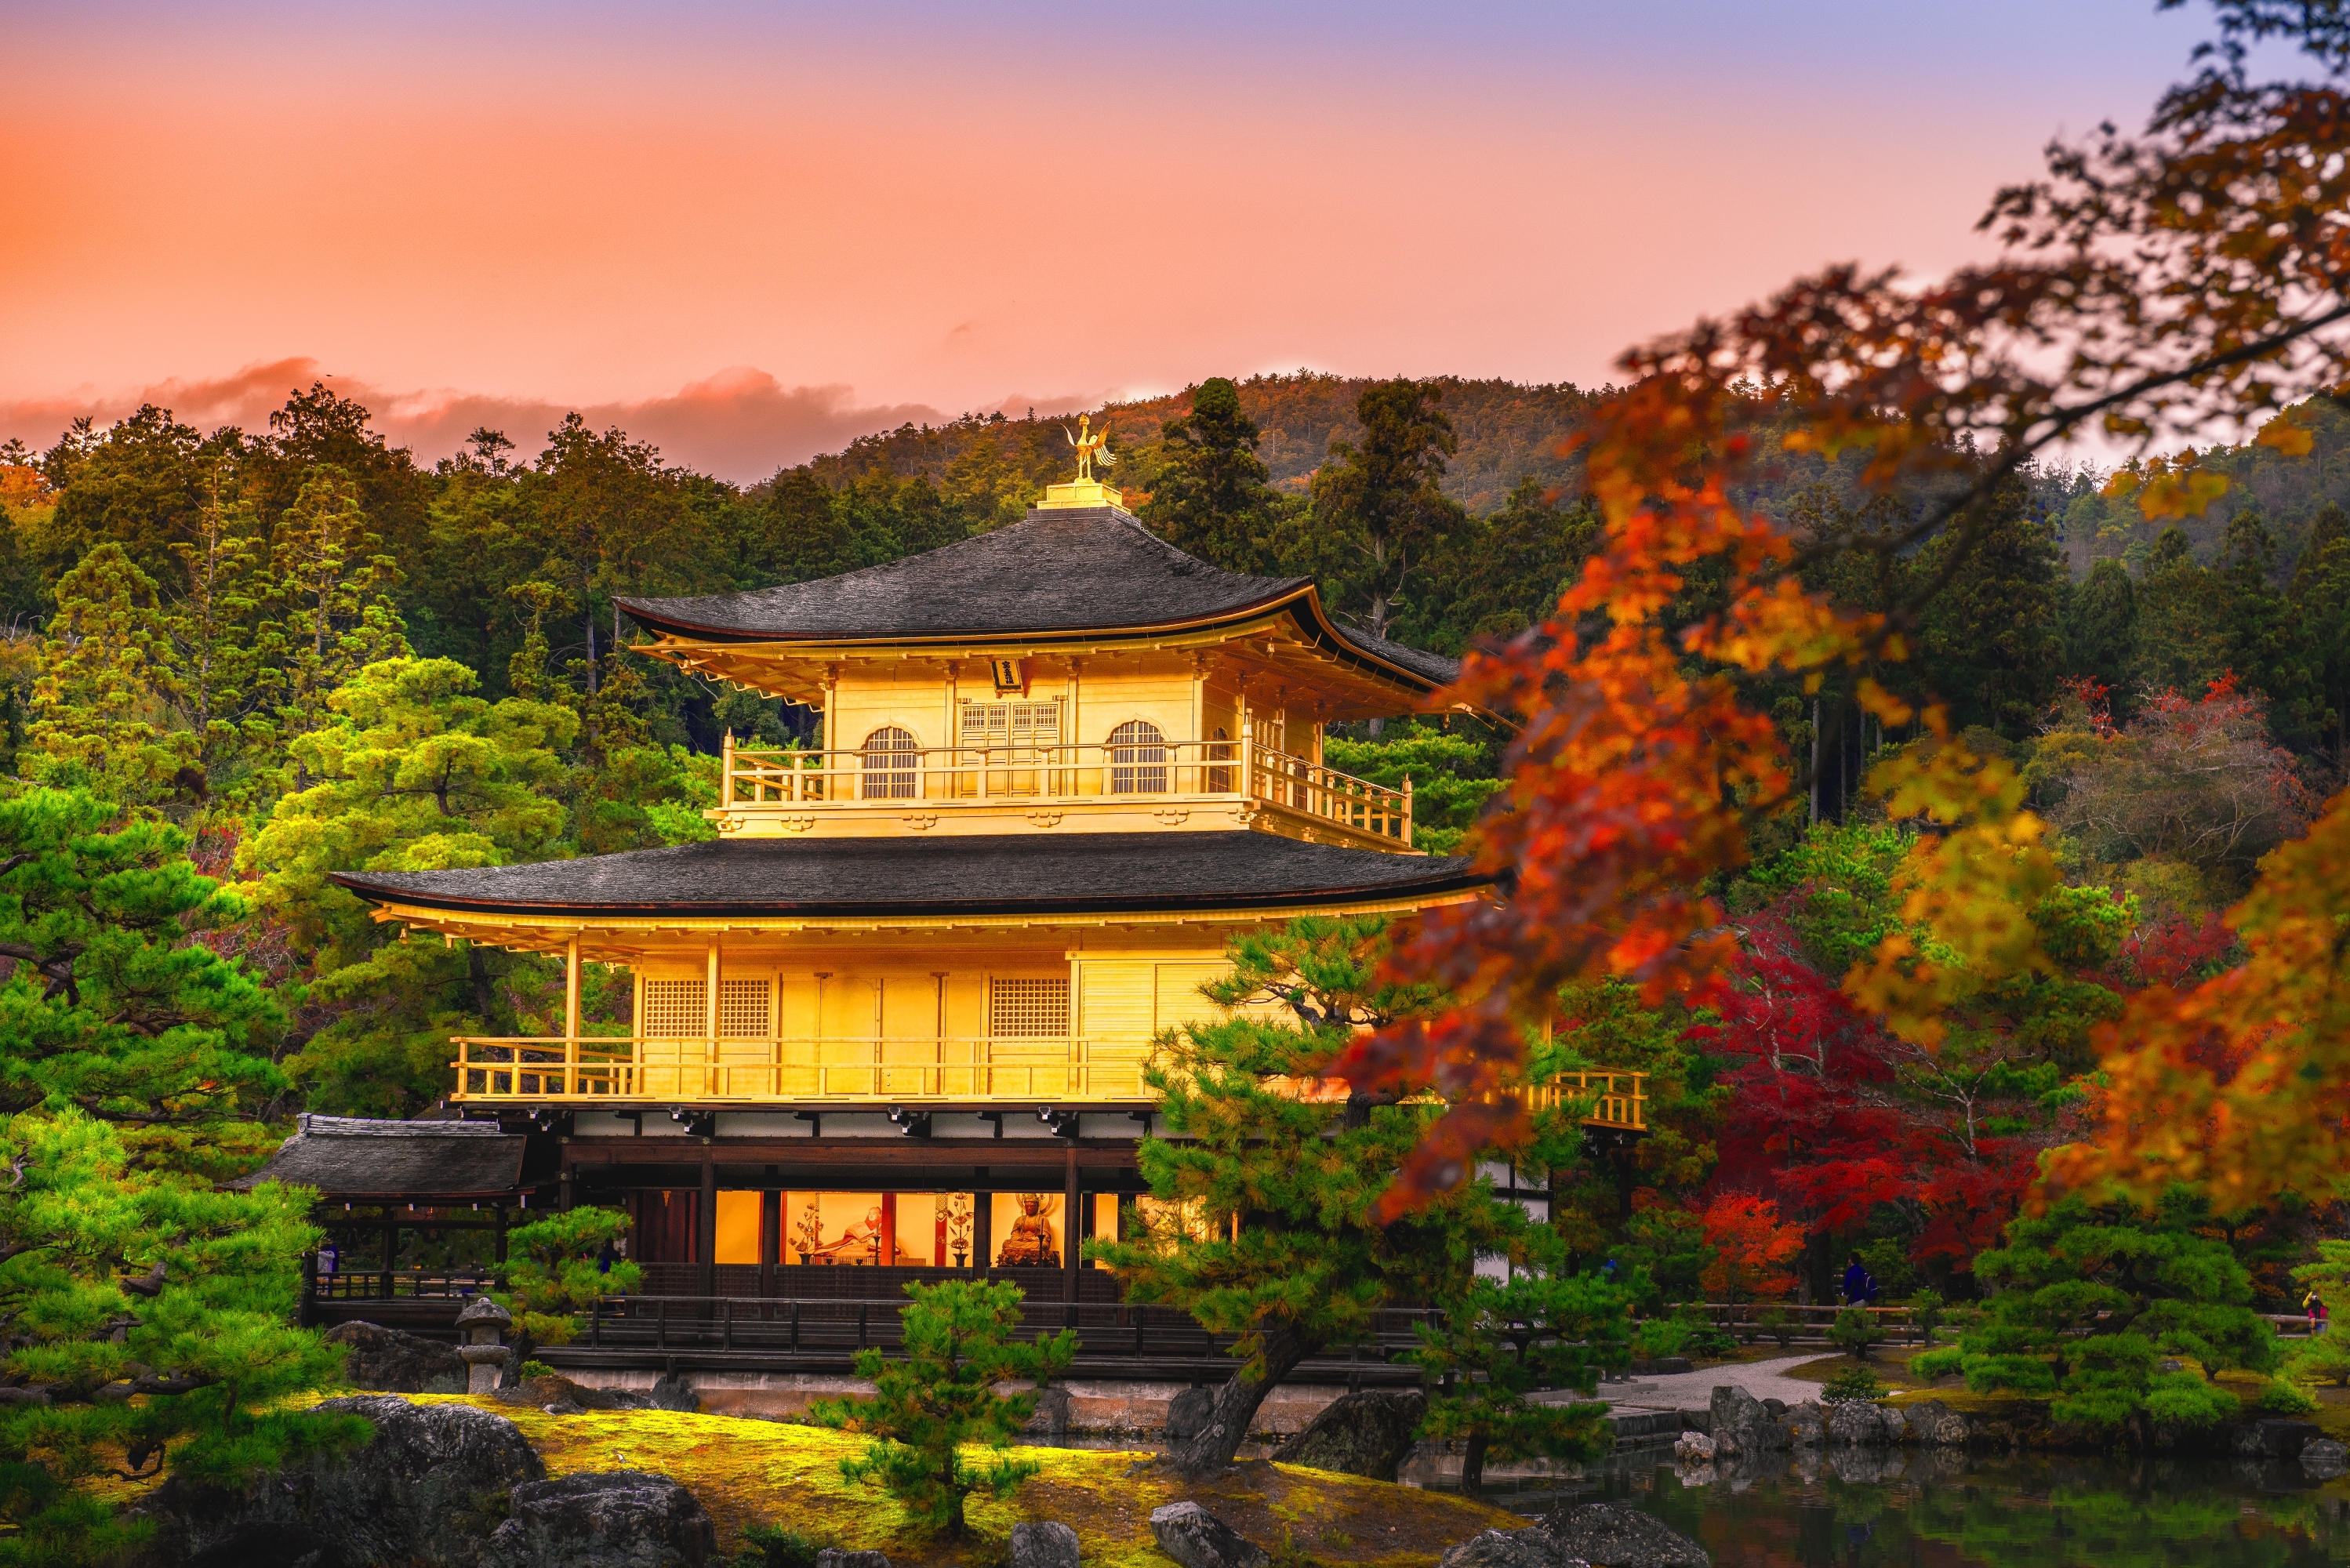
859,726,918,800
960,702,1060,746
990,977,1070,1038
1109,718,1168,794
1207,724,1233,793
642,978,707,1037
718,978,772,1038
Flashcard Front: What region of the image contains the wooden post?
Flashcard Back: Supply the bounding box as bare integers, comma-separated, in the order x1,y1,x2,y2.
760,1189,780,1299
1402,775,1414,848
705,940,721,1098
1062,1146,1081,1303
699,1156,717,1299
720,728,736,806
880,1192,898,1268
564,933,581,1057
381,1218,397,1299
973,1182,993,1273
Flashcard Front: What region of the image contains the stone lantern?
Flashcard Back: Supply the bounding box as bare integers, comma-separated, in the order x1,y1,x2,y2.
455,1295,513,1395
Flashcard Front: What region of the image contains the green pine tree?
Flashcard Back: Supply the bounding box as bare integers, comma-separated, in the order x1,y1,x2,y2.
238,656,578,1114
1091,915,1556,1479
1911,1190,2276,1433
0,1108,363,1564
2131,527,2228,697
23,546,199,810
811,1279,1076,1536
0,789,285,1177
2289,503,2350,767
491,1206,644,1348
1410,1234,1632,1494
1913,478,2063,739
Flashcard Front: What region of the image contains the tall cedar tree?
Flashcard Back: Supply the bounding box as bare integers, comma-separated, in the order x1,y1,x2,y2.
810,1279,1076,1536
0,1109,362,1565
1141,378,1287,574
1913,477,2063,739
0,789,285,1176
1091,915,1560,1479
1309,380,1466,643
1409,1232,1632,1495
2215,506,2321,747
2061,559,2141,698
2290,503,2350,767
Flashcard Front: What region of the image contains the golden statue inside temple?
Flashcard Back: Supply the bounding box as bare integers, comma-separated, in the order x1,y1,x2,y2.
993,1192,1059,1269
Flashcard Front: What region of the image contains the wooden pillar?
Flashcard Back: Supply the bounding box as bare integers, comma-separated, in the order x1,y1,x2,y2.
973,1181,993,1274
698,1156,717,1298
704,939,721,1098
880,1192,898,1268
760,1189,780,1299
823,662,839,753
381,1219,397,1299
564,933,581,1045
1067,659,1084,786
1062,1146,1081,1302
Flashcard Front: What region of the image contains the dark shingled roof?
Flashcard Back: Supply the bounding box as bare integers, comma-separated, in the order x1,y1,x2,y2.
333,832,1484,917
616,506,1460,686
230,1116,527,1200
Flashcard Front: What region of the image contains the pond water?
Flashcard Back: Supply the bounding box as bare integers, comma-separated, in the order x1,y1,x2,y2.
1457,1447,2350,1567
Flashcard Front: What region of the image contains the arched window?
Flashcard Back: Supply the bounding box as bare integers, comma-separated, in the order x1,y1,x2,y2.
859,725,919,800
1109,719,1168,794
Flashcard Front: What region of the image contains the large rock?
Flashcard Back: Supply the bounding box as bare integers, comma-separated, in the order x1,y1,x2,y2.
1166,1388,1216,1441
324,1320,467,1393
2302,1438,2350,1480
494,1373,655,1413
1012,1521,1081,1568
1026,1387,1074,1440
815,1552,891,1568
1706,1387,1782,1456
1543,1503,1709,1568
648,1373,700,1413
1150,1502,1270,1568
1439,1526,1588,1568
1779,1401,1825,1446
142,1394,545,1566
2231,1418,2320,1459
1268,1389,1426,1481
1901,1400,1968,1447
1825,1400,1894,1447
1673,1431,1715,1463
482,1471,716,1568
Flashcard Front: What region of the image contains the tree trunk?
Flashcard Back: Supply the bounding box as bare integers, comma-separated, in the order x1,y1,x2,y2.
1458,1429,1489,1496
1163,1325,1317,1479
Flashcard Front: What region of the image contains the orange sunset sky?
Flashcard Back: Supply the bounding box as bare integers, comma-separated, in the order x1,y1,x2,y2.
5,2,2208,481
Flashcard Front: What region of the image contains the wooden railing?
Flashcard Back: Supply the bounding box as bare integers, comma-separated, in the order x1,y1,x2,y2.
1520,1070,1648,1131
719,735,1413,845
452,1035,1154,1102
450,1039,1647,1131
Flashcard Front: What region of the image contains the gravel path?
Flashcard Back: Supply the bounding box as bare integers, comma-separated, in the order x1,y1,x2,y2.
1595,1354,1829,1412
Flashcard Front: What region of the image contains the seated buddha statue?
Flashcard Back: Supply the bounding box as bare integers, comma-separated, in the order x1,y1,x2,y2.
993,1193,1059,1269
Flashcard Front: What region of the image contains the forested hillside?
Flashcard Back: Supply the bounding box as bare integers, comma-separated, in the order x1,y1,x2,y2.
0,368,2342,1135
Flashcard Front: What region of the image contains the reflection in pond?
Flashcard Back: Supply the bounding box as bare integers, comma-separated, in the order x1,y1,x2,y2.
1414,1445,2350,1566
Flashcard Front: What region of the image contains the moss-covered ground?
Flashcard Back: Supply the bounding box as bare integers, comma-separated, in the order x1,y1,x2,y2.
292,1394,1521,1568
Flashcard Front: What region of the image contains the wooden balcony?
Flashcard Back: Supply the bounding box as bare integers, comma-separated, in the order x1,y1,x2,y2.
712,735,1415,850
449,1037,1647,1131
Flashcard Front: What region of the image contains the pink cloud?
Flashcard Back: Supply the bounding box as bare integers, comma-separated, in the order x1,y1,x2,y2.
0,360,946,483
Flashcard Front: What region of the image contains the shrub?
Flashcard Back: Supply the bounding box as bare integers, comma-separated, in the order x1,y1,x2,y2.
2257,1377,2322,1415
1829,1307,1885,1360
1672,1304,1740,1359
1912,1347,1966,1381
736,1524,830,1568
2286,1327,2350,1387
1632,1317,1690,1361
518,1360,556,1382
1756,1308,1800,1349
1909,1288,1945,1344
1819,1366,1883,1404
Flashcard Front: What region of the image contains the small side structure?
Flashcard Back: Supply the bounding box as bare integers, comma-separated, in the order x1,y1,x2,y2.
231,1115,547,1334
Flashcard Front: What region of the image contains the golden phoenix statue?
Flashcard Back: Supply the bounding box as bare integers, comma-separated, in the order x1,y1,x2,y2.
1064,413,1115,482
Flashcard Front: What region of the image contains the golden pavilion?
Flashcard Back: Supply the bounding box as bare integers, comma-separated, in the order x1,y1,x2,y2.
326,478,1645,1302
